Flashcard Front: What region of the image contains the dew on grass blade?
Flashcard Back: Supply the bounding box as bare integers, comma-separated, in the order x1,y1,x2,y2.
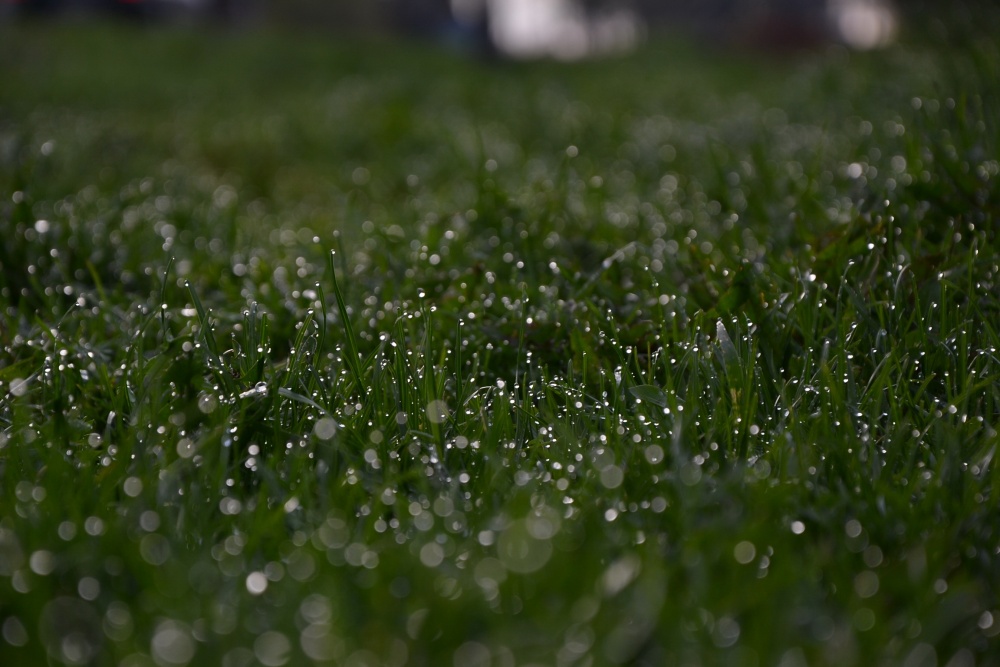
176,438,196,459
629,384,668,408
644,444,664,464
239,382,268,400
9,377,29,397
426,400,449,424
197,393,218,415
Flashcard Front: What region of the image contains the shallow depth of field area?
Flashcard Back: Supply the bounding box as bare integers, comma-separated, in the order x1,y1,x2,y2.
1,9,999,667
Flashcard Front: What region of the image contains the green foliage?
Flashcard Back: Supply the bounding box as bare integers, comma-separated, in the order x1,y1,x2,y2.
1,19,998,667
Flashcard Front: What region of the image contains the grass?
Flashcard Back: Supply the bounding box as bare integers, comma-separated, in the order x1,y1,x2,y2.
1,13,999,667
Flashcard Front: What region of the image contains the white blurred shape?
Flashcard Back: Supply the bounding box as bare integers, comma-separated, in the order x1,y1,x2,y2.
482,0,640,60
829,0,898,50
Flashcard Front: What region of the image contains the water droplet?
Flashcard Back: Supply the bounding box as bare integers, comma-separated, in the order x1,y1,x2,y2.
8,378,29,398
497,521,552,574
246,572,268,596
239,382,268,400
419,543,445,568
734,541,756,564
854,570,880,598
313,418,337,441
426,400,449,424
599,465,624,489
601,554,641,596
644,444,664,464
29,550,55,576
197,394,217,415
150,620,195,666
1,616,29,647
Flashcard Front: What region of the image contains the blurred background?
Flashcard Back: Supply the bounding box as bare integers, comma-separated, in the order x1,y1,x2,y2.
0,0,920,58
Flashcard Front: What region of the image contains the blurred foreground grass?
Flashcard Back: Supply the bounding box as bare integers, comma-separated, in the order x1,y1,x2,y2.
1,18,999,667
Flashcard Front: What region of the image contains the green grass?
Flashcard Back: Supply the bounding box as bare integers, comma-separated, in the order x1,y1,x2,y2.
1,15,999,667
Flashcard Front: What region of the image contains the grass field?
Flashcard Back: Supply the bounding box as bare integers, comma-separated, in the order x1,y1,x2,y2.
1,13,999,667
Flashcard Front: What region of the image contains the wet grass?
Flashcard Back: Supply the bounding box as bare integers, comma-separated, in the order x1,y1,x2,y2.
1,17,999,667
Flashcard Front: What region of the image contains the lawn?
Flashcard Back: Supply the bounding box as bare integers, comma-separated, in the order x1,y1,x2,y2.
1,12,999,667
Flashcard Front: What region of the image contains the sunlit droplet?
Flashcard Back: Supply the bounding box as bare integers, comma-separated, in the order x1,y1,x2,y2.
246,572,268,596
